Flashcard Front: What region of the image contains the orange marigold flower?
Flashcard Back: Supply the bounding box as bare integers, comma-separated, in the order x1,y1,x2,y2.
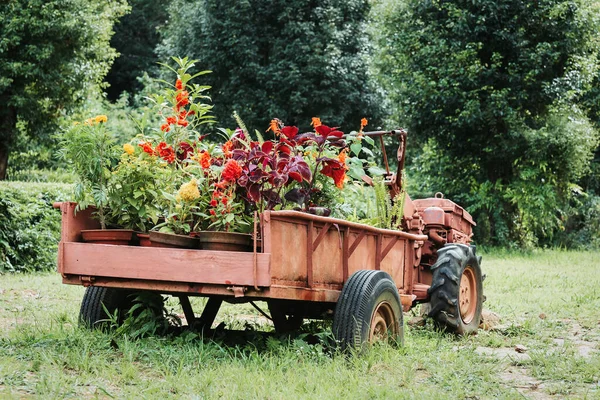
161,123,170,132
338,149,349,169
360,117,368,131
311,117,322,128
176,78,183,90
266,118,281,135
177,119,189,127
139,142,155,156
222,159,242,182
166,116,177,125
222,140,234,158
199,151,211,169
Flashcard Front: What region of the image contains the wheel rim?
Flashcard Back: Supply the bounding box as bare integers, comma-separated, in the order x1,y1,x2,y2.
369,301,397,341
459,266,478,324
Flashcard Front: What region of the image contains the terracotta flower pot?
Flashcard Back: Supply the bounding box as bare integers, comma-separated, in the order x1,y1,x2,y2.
81,229,135,245
135,232,152,247
192,231,253,252
148,231,200,249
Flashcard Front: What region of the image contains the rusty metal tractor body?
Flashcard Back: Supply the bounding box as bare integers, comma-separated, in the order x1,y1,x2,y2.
56,130,482,346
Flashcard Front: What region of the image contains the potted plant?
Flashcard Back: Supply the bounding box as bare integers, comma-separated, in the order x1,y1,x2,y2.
107,140,169,245
57,115,134,244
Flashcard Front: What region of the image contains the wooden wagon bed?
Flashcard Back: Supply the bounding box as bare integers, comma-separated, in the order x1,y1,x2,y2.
56,202,427,307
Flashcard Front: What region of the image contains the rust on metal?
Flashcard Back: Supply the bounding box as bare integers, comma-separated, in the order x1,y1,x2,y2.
306,220,314,288
312,222,332,251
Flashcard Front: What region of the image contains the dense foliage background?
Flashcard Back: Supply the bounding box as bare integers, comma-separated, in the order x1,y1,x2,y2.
2,0,600,252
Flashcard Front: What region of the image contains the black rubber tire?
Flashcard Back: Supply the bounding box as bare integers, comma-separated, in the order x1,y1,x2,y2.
79,287,136,329
428,244,483,335
333,270,403,350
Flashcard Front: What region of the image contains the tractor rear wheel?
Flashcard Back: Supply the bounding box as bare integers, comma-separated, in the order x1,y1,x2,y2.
428,244,483,335
333,270,403,350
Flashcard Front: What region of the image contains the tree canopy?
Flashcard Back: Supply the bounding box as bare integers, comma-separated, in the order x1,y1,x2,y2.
0,0,128,179
376,0,600,246
159,0,384,133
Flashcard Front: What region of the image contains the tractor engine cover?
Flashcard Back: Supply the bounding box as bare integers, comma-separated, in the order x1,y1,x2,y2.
412,197,476,240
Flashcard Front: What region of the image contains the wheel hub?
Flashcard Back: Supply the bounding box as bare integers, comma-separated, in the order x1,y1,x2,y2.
369,301,397,341
459,266,478,324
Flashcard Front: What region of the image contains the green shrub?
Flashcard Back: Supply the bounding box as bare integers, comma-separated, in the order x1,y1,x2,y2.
0,182,72,273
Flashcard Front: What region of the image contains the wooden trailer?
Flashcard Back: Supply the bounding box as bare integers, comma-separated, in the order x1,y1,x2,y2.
54,130,484,348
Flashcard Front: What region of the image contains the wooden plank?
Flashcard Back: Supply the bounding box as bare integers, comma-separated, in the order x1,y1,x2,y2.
348,230,366,256
380,236,399,262
62,242,271,287
307,221,314,288
375,234,382,270
342,227,350,282
312,222,332,251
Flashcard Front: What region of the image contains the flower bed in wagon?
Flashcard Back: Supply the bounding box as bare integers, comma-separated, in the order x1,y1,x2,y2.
57,57,390,250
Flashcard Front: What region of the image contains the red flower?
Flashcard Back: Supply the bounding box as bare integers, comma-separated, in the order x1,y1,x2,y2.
160,123,170,132
139,142,155,156
221,196,228,205
176,90,189,109
222,160,242,182
177,119,189,127
176,78,183,90
210,209,216,216
210,199,218,207
156,142,176,163
166,116,177,125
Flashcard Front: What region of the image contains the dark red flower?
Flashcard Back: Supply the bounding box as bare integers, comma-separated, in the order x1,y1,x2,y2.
320,159,347,189
315,124,343,138
177,142,194,162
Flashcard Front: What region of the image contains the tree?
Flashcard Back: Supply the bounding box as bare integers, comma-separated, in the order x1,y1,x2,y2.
158,0,383,133
377,0,600,246
104,0,171,101
0,0,128,179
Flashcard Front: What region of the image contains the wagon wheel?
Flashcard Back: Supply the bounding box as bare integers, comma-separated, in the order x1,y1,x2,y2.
79,287,164,330
427,244,483,335
333,270,403,350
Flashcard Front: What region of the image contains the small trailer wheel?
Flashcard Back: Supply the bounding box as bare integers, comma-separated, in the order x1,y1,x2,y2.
333,270,403,350
79,287,163,330
428,244,483,335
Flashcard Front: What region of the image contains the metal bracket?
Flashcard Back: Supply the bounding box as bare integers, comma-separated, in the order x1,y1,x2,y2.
228,286,246,298
80,276,95,287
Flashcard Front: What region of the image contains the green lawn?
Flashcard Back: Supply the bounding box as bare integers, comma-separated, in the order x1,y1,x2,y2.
0,250,599,398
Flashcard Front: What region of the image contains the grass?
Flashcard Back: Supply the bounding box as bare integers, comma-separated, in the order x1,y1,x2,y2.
0,250,599,398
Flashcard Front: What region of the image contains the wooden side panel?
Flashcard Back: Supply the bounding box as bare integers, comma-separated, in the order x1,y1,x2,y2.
348,233,377,275
62,242,271,287
380,237,405,290
312,226,343,285
269,219,308,283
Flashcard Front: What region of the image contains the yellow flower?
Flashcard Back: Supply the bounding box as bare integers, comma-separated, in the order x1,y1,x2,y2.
73,121,80,126
178,178,200,202
95,115,108,124
84,118,95,126
123,143,135,155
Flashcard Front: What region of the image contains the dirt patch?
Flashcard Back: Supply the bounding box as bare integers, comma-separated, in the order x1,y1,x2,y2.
553,321,599,359
498,367,550,400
